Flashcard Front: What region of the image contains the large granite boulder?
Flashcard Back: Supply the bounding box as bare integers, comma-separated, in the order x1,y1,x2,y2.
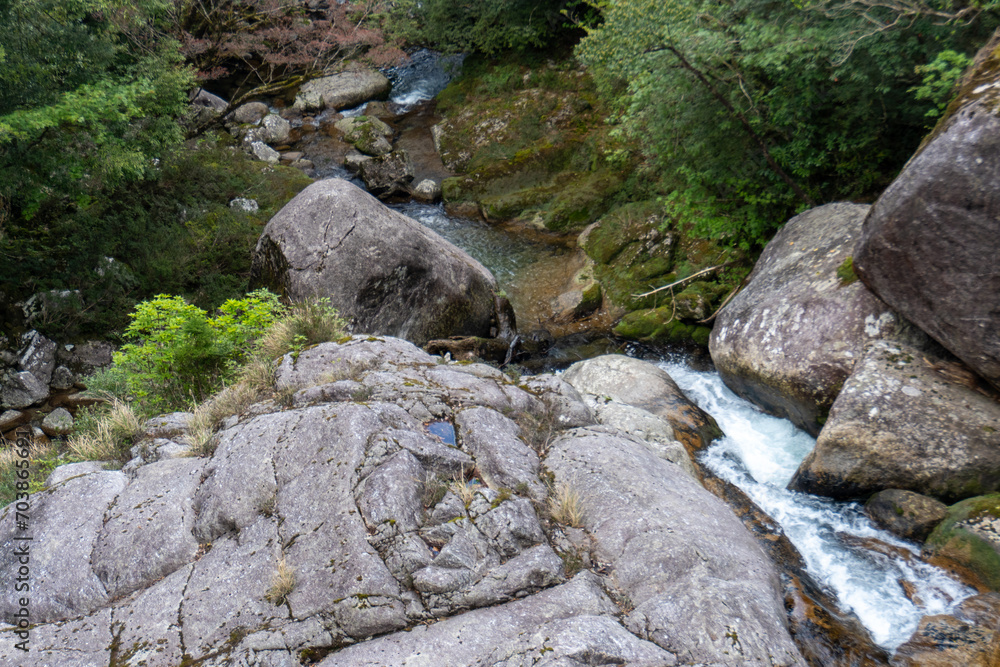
789,340,1000,503
710,202,909,435
294,68,391,112
855,32,1000,392
250,179,500,345
0,337,807,665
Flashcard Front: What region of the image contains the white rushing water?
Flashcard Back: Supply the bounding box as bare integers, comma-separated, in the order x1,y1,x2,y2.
659,358,974,651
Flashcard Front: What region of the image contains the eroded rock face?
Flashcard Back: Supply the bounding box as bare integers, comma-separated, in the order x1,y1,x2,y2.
855,34,1000,391
865,490,950,543
0,336,807,665
789,341,1000,503
250,179,499,345
710,203,906,435
891,593,1000,666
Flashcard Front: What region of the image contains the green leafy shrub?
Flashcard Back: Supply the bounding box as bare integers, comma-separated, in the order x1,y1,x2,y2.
111,290,285,410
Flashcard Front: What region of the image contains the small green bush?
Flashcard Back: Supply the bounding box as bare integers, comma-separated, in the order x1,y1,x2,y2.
111,289,285,411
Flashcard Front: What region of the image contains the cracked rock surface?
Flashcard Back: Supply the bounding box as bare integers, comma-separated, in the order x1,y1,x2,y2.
0,336,804,666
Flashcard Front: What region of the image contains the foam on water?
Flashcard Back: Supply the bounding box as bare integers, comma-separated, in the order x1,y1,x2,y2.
659,359,974,651
387,49,465,111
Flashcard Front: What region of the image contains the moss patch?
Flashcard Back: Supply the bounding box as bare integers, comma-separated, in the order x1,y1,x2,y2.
925,493,1000,590
836,256,858,286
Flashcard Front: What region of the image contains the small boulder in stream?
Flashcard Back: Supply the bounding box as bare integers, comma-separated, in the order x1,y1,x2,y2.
250,179,500,346
294,68,391,112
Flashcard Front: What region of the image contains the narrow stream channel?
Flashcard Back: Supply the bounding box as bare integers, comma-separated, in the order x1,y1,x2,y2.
659,357,975,651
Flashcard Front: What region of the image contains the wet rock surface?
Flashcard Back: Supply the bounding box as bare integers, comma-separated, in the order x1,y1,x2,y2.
865,490,950,543
0,336,807,665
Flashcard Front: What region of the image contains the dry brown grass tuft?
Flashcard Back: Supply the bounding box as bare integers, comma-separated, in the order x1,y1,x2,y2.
548,483,586,528
68,397,144,461
265,556,296,606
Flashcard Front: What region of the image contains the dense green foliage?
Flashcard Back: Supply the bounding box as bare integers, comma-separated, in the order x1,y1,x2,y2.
576,0,998,247
102,289,284,409
0,0,193,218
389,0,592,55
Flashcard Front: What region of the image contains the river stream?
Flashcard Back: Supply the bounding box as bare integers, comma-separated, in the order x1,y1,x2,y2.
292,50,976,655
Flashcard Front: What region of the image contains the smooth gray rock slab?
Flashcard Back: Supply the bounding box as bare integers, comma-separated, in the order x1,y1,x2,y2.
0,471,126,623
181,518,287,660
790,340,1000,503
112,563,191,666
357,450,424,532
93,458,205,599
523,374,596,430
318,572,627,665
455,406,546,500
251,180,499,346
45,460,108,487
546,427,805,666
275,337,435,390
585,396,697,479
294,69,390,112
0,608,112,666
709,203,909,435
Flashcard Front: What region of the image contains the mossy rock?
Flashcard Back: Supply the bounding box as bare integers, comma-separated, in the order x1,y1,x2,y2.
613,308,712,346
334,116,393,156
673,281,728,321
924,493,1000,590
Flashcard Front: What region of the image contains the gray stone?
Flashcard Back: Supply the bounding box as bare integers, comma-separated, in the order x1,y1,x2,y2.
181,519,286,659
49,365,75,390
546,427,805,665
111,564,190,666
710,202,910,435
250,180,499,346
92,458,205,599
343,149,372,172
0,369,49,408
562,354,721,452
45,461,108,487
275,337,435,391
0,608,112,666
233,101,269,124
229,197,259,213
294,69,391,112
143,411,193,440
40,407,73,436
192,88,228,112
56,340,113,375
18,330,56,385
357,449,425,532
261,113,291,145
0,471,126,623
864,489,949,542
249,140,280,163
357,149,414,199
855,39,1000,391
454,407,546,501
789,340,1000,503
0,409,27,431
335,115,393,156
585,396,697,479
318,573,661,665
411,178,442,203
